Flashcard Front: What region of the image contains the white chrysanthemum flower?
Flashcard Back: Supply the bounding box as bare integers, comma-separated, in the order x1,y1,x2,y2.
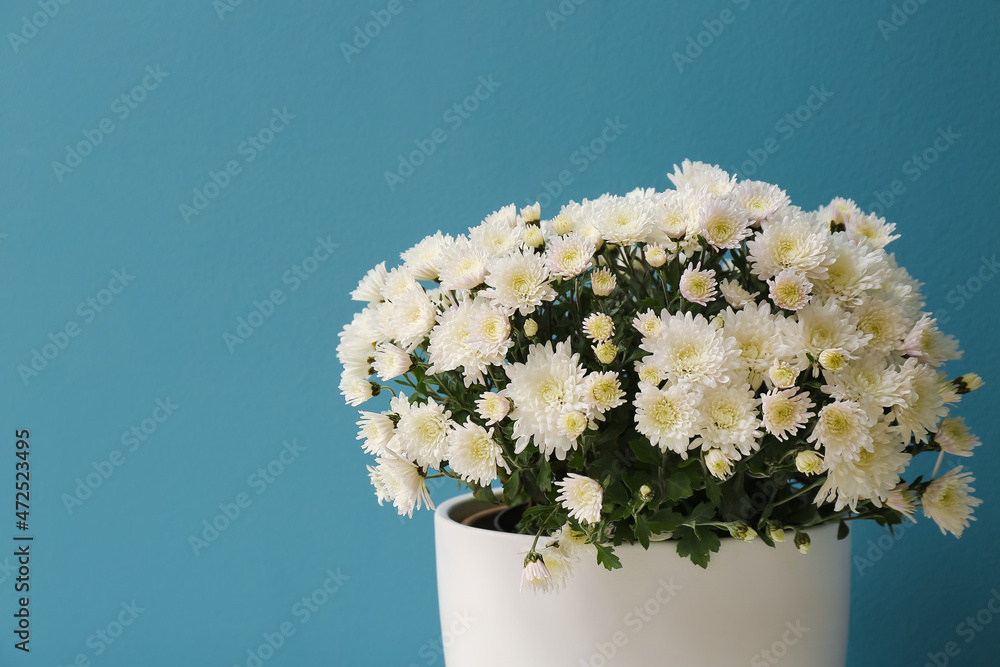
368,454,434,518
761,389,815,441
887,483,919,521
550,523,596,559
640,311,739,388
768,360,800,389
795,298,871,359
391,397,452,469
721,302,795,388
634,382,699,456
877,255,925,322
428,299,511,387
822,352,910,420
591,267,617,296
795,450,825,475
644,243,668,267
521,552,552,594
476,391,511,425
438,237,488,291
634,361,663,387
351,262,388,302
747,213,833,281
468,303,512,358
538,543,574,592
523,226,544,248
356,411,396,455
373,342,412,380
340,371,375,407
697,197,752,249
401,232,454,281
386,288,437,350
558,410,589,439
550,215,574,236
556,474,603,524
668,160,735,195
582,313,615,342
521,202,541,224
816,423,911,511
892,360,948,444
502,341,591,460
922,467,982,537
768,269,813,311
649,189,693,242
720,279,754,309
523,317,539,337
903,315,962,367
470,210,522,257
818,348,849,372
679,263,718,305
337,310,379,382
705,448,734,479
591,195,654,245
558,199,605,248
633,310,662,339
585,371,626,413
845,211,899,249
381,265,421,302
593,341,618,364
446,421,509,486
482,250,557,316
853,296,910,354
692,383,763,459
820,196,860,229
808,400,873,464
935,416,980,457
733,180,789,223
813,234,888,306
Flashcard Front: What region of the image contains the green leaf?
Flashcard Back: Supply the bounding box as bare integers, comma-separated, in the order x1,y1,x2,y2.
537,457,552,493
704,475,723,507
473,487,499,504
664,470,694,501
646,509,684,534
837,520,850,540
674,526,721,569
629,438,661,466
634,515,651,549
604,482,630,507
686,501,716,525
594,544,623,571
503,470,521,500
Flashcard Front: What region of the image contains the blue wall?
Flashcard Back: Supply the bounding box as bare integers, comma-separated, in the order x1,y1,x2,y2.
1,1,997,664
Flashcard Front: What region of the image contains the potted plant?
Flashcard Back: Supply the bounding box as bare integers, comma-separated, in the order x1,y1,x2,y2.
338,160,983,666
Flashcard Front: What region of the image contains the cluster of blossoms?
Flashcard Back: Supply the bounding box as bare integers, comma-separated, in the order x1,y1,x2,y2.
339,160,985,592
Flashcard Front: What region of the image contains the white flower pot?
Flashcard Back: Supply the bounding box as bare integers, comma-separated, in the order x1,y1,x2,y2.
435,493,850,667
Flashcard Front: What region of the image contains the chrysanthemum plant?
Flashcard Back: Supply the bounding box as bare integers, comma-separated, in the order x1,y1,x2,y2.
339,160,984,591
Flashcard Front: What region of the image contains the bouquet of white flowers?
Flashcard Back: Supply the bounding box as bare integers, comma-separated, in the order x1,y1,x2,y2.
338,160,983,592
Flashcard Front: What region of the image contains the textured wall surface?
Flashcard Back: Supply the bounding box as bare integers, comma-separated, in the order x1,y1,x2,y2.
1,1,998,665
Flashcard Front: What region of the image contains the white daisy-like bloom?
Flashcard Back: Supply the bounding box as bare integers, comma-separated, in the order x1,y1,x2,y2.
821,352,910,420
761,388,815,441
934,416,980,457
593,341,618,365
635,361,665,387
502,341,591,460
591,195,654,245
438,237,488,291
903,314,962,367
877,256,926,323
853,295,911,354
338,307,384,367
644,243,668,267
391,397,452,469
558,199,605,248
469,215,522,258
339,371,374,407
705,448,734,479
768,269,813,311
886,483,919,521
538,543,574,592
555,474,603,524
557,411,589,439
679,263,718,305
892,359,948,444
632,310,662,339
385,288,437,351
768,360,800,389
446,421,509,486
845,211,899,250
640,311,739,389
691,382,763,459
746,213,833,281
549,523,596,559
476,391,511,425
818,348,849,372
544,232,596,279
381,265,420,303
482,250,556,316
808,400,873,465
428,299,511,387
697,196,752,249
719,278,754,309
356,411,396,455
401,231,454,281
520,552,552,594
668,160,735,196
585,371,626,413
649,189,693,242
922,467,982,537
372,342,412,381
795,450,826,475
815,423,911,511
733,180,789,224
591,267,617,296
549,215,574,236
582,313,615,342
813,234,888,306
523,226,544,249
634,382,700,456
368,454,434,518
721,302,794,388
795,298,871,359
521,202,541,224
467,303,513,359
351,262,388,302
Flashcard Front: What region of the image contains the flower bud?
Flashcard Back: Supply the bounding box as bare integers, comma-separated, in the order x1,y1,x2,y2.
729,521,758,542
795,450,825,475
766,521,785,543
794,531,811,554
520,202,541,225
552,216,573,236
591,268,617,297
644,243,668,268
523,318,538,337
638,485,654,502
953,373,983,395
593,341,618,365
769,361,799,389
819,348,848,372
705,449,732,479
524,226,545,248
